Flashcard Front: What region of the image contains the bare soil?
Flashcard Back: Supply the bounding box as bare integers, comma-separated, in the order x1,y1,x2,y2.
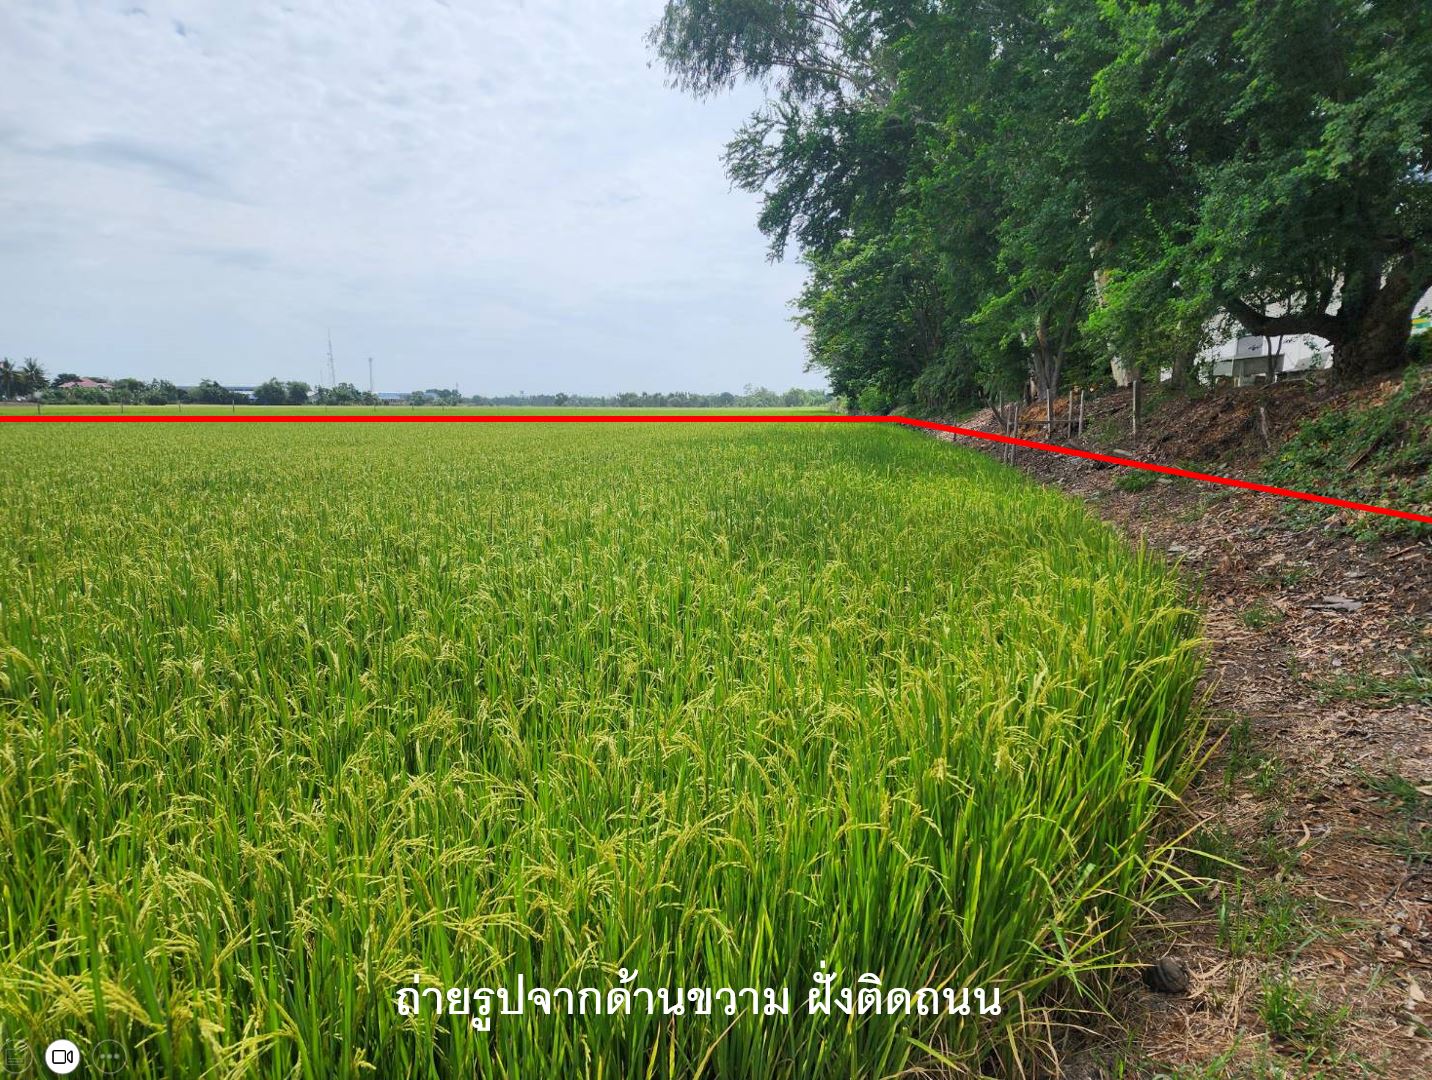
940,380,1431,1078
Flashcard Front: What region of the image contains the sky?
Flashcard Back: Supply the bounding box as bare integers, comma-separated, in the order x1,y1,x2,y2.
0,1,820,395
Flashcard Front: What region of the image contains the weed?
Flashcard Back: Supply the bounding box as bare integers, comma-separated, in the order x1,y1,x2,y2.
1116,470,1159,493
1264,367,1431,539
1239,602,1285,630
1252,756,1286,797
1364,769,1432,870
1317,656,1432,707
1220,717,1256,798
1258,974,1349,1058
1216,881,1317,958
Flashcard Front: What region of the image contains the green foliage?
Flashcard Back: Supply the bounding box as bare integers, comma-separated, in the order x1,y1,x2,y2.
854,383,889,414
253,377,288,405
1237,602,1285,631
1258,974,1349,1057
654,0,1432,405
184,377,241,405
1216,881,1315,959
1317,656,1432,708
1114,470,1158,493
1364,769,1432,871
312,381,377,406
1263,368,1431,536
0,424,1204,1077
1086,0,1431,377
0,357,49,399
142,379,181,405
797,228,955,409
1414,330,1432,367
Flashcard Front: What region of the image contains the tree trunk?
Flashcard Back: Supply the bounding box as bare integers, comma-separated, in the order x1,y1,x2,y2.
1332,287,1419,380
1227,257,1430,383
1169,349,1193,390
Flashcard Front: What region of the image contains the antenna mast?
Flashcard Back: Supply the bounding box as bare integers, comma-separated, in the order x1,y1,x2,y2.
368,357,374,396
326,331,337,387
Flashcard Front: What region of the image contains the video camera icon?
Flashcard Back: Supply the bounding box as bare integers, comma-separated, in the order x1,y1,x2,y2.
43,1039,79,1075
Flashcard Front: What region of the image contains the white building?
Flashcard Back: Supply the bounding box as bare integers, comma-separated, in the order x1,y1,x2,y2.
1192,287,1432,386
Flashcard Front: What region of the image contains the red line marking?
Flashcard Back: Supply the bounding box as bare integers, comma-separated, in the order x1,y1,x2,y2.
3,411,1428,526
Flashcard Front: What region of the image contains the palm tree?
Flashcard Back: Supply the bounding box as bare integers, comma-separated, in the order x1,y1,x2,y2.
20,358,45,396
0,358,15,399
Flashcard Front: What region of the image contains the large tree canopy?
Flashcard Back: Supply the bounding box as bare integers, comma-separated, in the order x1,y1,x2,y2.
652,0,1432,412
1097,0,1432,379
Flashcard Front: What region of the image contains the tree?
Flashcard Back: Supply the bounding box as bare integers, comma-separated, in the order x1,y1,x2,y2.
650,2,924,262
798,224,957,407
19,359,47,396
285,381,311,405
110,377,145,404
651,2,1097,411
186,379,236,405
51,372,80,388
143,380,181,405
0,359,14,399
655,1,1432,403
253,378,288,405
1096,0,1432,379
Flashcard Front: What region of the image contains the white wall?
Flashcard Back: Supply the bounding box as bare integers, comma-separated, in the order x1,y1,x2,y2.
1190,286,1432,383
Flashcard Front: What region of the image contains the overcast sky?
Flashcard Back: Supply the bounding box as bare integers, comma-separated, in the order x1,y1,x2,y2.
0,1,818,395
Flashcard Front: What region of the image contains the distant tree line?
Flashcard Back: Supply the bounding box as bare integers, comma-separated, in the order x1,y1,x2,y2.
650,0,1432,414
1,361,831,409
464,387,831,408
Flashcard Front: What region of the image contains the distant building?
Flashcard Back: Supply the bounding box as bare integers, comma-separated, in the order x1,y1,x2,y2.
1201,331,1331,385
1188,286,1432,386
58,378,114,390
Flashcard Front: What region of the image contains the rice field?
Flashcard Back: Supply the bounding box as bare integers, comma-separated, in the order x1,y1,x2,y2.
0,422,1204,1078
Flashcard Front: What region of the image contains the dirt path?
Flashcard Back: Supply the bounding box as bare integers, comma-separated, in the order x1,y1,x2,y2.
940,409,1431,1077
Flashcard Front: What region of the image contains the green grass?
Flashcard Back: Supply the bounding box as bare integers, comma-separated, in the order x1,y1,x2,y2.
1238,602,1285,630
1258,974,1350,1059
0,423,1204,1077
1363,769,1432,871
1114,470,1158,493
1315,656,1432,708
1262,365,1431,538
1215,880,1322,960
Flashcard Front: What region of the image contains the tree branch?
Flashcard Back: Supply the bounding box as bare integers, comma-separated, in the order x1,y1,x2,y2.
1223,296,1344,344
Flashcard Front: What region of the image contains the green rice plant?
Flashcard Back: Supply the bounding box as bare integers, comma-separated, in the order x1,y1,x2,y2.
0,423,1204,1077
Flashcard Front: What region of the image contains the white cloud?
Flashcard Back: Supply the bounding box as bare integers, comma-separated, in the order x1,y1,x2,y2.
0,0,815,393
